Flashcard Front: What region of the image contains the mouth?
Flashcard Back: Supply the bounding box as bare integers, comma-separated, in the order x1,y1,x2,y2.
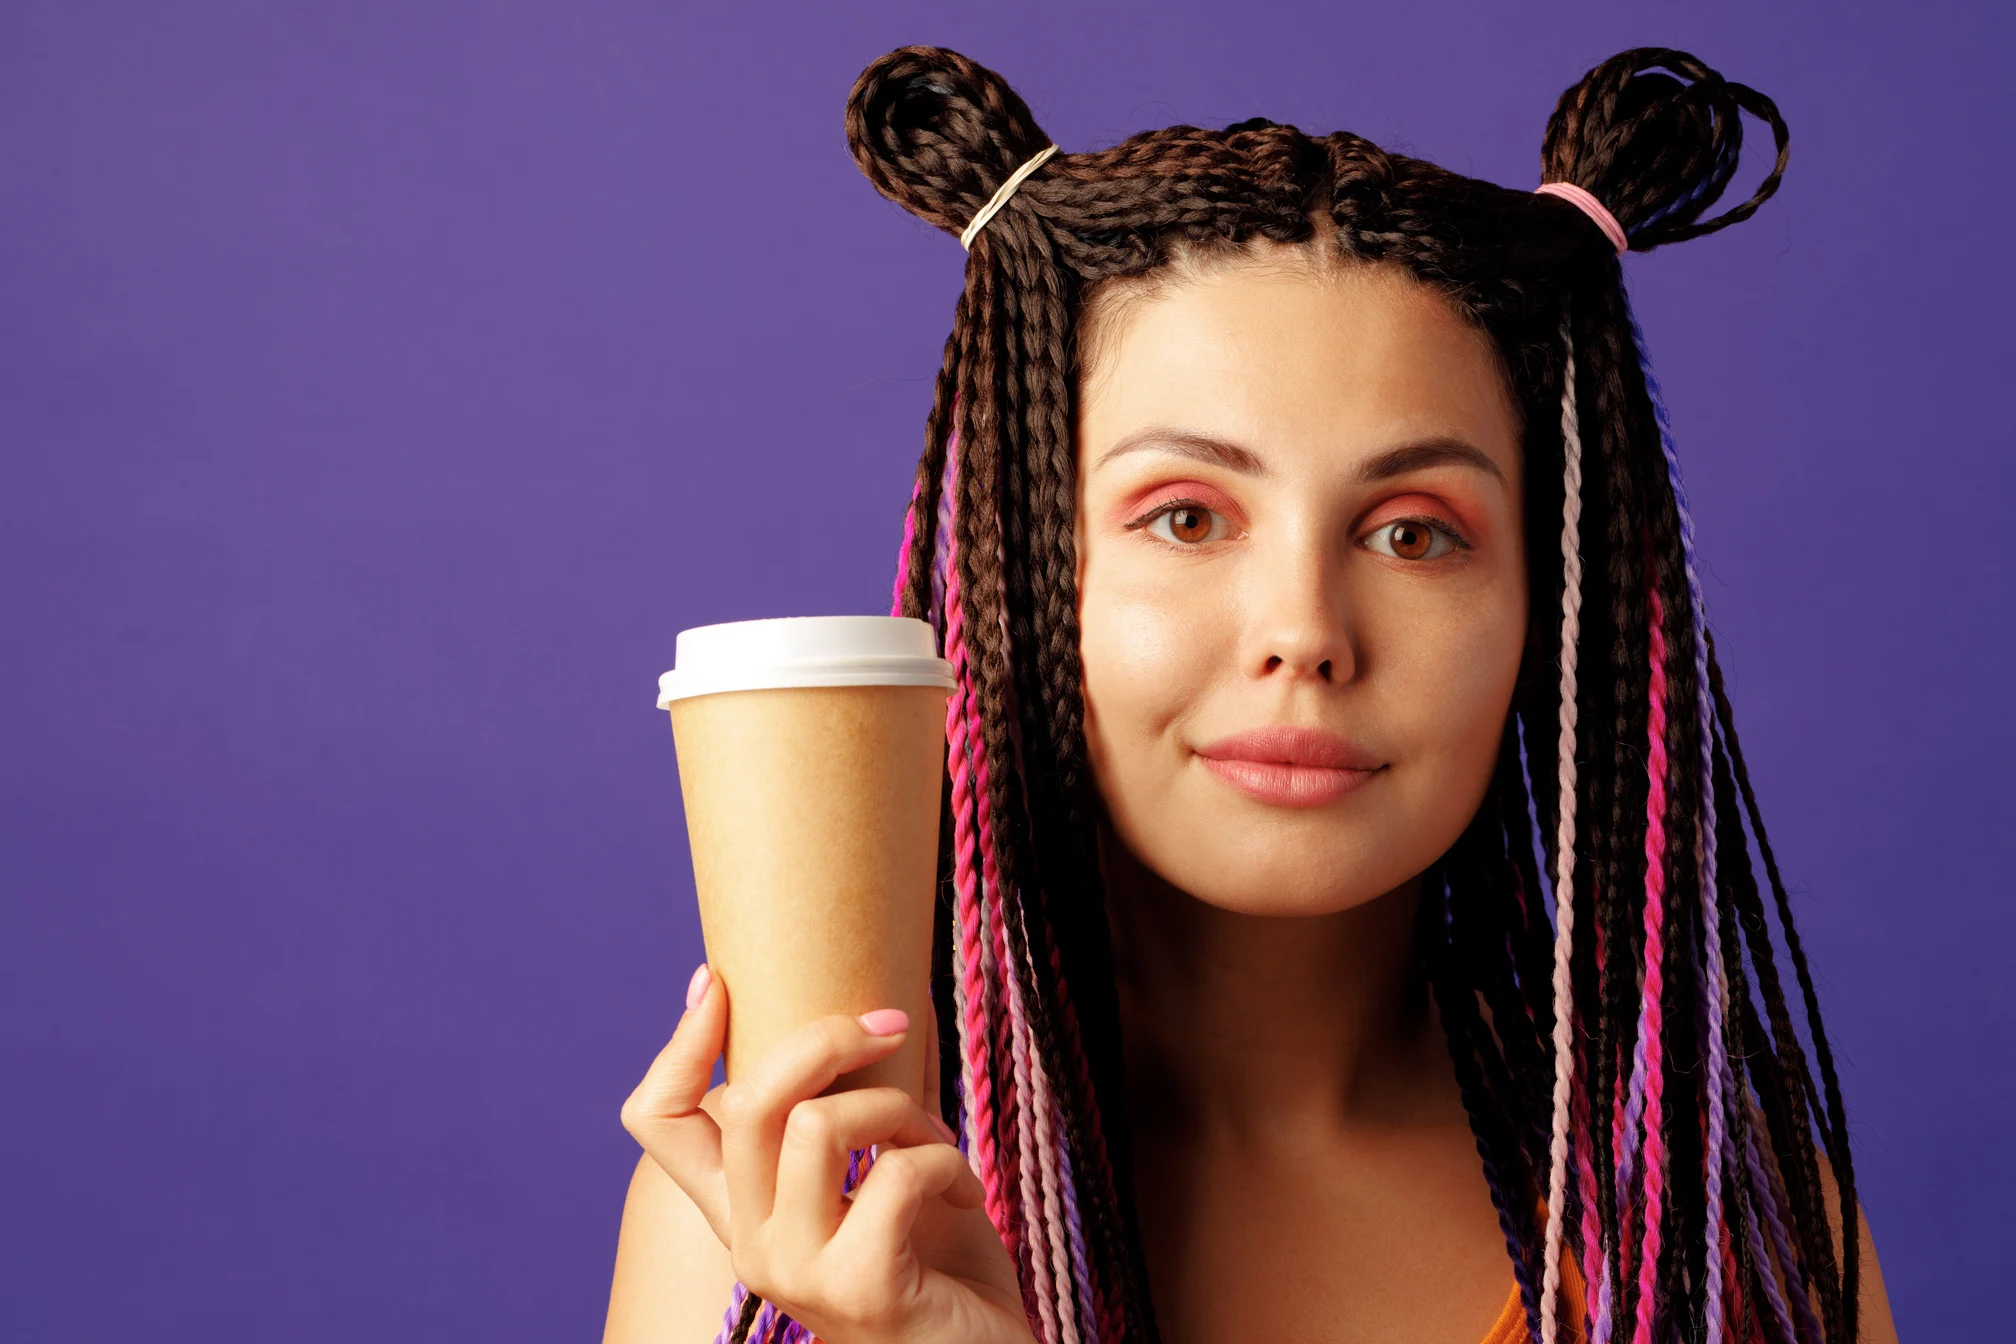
1192,725,1387,808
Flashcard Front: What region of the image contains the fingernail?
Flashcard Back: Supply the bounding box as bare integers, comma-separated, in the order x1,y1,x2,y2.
856,1008,909,1037
929,1113,957,1144
685,963,711,1010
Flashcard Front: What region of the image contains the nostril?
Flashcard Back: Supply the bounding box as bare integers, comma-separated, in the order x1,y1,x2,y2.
1265,655,1283,672
1318,659,1333,680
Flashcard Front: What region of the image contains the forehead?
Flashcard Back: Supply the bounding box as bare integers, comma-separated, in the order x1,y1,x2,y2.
1075,257,1522,474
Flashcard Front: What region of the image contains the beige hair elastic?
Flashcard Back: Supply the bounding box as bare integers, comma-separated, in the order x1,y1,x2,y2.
959,143,1059,250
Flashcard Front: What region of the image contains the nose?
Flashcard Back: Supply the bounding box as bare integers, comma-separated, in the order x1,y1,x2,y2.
1239,539,1357,685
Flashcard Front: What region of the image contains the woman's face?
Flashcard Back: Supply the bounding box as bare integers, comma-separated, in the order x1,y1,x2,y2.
1074,253,1528,916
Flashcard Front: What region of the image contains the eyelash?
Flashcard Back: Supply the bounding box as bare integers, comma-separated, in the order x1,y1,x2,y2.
1124,499,1473,559
1124,497,1236,547
1366,515,1474,560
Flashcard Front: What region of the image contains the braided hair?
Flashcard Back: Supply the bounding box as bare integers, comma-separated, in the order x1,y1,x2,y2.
715,43,1857,1344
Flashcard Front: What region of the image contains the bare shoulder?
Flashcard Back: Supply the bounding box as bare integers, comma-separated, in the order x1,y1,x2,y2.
602,1107,740,1344
1813,1145,1901,1344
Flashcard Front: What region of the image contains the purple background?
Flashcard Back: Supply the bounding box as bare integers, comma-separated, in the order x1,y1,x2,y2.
4,1,2004,1337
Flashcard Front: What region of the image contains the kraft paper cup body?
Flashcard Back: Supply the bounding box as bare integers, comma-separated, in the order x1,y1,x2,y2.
658,617,952,1100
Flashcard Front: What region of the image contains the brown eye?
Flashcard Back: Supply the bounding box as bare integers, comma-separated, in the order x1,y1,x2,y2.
1389,521,1433,559
1366,518,1466,562
1168,507,1212,543
1144,503,1225,546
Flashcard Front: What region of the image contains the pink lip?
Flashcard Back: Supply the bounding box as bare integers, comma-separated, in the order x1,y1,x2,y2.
1193,726,1387,808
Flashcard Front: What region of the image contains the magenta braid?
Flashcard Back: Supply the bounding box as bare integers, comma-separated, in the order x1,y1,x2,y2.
891,473,924,619
968,713,1026,1238
1631,307,1734,1344
972,761,1038,1320
948,412,1105,1340
963,553,1070,1342
940,435,1017,1255
1626,572,1673,1344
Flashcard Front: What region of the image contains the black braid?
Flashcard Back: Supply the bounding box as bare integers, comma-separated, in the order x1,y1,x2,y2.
1591,278,1653,1319
1427,845,1547,1344
1708,629,1858,1339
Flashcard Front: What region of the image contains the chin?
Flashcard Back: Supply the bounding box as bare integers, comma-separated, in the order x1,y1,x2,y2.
1182,874,1390,918
1117,803,1434,918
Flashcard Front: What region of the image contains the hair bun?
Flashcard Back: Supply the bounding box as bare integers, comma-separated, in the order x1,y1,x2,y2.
1540,47,1789,252
845,46,1055,242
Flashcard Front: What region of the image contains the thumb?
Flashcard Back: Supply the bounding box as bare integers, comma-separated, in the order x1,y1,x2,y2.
618,962,731,1238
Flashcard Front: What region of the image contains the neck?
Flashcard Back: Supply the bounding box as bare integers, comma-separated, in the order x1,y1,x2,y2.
1100,823,1448,1151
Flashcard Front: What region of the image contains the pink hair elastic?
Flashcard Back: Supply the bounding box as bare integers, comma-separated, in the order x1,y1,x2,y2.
1534,180,1629,256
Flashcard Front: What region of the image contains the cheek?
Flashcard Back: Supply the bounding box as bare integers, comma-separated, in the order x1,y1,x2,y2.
1378,572,1528,790
1075,549,1227,785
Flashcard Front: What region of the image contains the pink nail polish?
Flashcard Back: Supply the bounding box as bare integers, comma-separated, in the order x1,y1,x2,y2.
685,963,711,1010
856,1008,909,1037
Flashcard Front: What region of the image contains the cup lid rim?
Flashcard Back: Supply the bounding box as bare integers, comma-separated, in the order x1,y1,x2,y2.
656,615,954,707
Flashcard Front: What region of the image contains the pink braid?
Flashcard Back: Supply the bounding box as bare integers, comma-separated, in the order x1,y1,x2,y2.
966,668,1058,1341
972,498,1079,1344
1008,897,1083,1343
1044,935,1122,1342
1628,576,1672,1344
939,434,1015,1255
926,404,1107,1340
1539,317,1589,1344
978,875,1024,1265
971,743,1040,1323
948,667,1013,1244
994,882,1063,1344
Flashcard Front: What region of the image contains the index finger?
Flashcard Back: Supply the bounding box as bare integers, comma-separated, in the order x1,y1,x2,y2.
717,1008,910,1238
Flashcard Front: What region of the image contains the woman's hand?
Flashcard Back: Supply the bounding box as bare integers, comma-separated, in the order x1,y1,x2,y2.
620,964,1036,1344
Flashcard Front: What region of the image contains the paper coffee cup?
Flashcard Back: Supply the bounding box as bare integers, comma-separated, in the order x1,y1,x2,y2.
658,616,953,1101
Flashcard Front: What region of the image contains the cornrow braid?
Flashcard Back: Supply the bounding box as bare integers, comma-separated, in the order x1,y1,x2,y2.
704,41,1872,1344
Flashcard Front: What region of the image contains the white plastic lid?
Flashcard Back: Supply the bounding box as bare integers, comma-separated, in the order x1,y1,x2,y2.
656,615,954,707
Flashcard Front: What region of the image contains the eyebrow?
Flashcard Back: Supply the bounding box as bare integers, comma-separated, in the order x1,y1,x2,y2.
1092,425,1507,487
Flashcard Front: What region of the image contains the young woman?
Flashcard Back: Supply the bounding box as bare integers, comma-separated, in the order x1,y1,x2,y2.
605,45,1899,1344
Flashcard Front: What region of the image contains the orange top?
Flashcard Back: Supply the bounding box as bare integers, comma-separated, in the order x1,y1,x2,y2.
1478,1244,1591,1344
1478,1286,1527,1344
